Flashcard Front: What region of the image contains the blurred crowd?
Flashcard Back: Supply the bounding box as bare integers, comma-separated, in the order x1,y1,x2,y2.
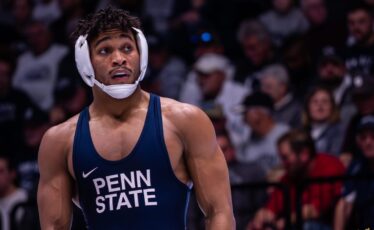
1,0,374,229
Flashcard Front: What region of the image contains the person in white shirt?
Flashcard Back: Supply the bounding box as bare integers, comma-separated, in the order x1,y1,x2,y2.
236,91,290,175
179,53,249,148
12,20,68,111
0,153,28,230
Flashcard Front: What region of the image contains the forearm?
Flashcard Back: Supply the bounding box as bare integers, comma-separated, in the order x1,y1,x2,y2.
38,203,72,230
38,182,73,230
38,197,72,229
205,210,235,230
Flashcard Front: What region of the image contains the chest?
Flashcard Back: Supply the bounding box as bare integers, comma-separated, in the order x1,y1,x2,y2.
68,112,185,179
89,118,144,161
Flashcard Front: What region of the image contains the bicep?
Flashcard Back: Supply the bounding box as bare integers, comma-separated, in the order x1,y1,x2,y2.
37,128,73,229
181,109,232,215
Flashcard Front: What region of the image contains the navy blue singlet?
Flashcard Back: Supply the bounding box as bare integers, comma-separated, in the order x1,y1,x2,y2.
73,94,192,230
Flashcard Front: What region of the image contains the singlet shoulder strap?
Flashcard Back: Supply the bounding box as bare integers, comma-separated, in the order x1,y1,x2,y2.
72,107,89,179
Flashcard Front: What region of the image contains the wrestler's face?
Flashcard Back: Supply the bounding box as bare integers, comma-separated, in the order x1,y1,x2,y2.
357,130,374,158
348,9,373,43
90,29,140,86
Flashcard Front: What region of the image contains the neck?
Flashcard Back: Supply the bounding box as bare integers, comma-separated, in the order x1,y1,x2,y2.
91,87,147,119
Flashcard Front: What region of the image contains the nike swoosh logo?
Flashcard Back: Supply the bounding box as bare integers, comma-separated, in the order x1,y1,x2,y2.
82,167,98,178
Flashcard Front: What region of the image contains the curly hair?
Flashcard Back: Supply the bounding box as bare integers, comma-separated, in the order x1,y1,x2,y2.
71,6,141,43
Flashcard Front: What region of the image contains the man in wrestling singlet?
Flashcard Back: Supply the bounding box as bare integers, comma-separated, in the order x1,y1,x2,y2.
37,6,234,230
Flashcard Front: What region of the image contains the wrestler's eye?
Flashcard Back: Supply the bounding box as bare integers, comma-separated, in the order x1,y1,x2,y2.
98,47,110,55
122,44,134,53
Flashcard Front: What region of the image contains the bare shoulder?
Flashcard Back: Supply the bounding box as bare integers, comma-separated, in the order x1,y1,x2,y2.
159,97,211,127
46,115,78,143
39,114,80,157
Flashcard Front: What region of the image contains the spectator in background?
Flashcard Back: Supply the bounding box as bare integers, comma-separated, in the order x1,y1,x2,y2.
12,20,68,112
0,54,39,151
217,130,267,230
32,0,61,25
178,28,225,105
281,35,314,101
236,92,289,177
259,64,302,128
180,53,248,147
334,115,374,230
0,0,31,55
142,0,176,35
50,72,88,125
168,0,210,61
341,76,374,164
94,0,142,15
234,19,277,88
10,0,34,36
18,109,50,198
249,129,345,230
317,49,356,127
0,153,28,230
50,0,85,46
301,0,347,65
345,2,374,77
259,0,309,47
302,87,345,156
49,2,90,125
141,33,187,99
363,0,374,10
0,0,12,23
190,28,225,59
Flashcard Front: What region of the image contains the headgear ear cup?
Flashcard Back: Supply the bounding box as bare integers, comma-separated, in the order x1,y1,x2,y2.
75,35,95,87
132,27,148,82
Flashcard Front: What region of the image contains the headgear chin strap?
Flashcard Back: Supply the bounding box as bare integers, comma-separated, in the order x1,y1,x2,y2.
74,27,148,99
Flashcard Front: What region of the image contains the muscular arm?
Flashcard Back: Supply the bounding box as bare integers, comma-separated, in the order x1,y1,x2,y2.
177,105,235,229
37,126,74,230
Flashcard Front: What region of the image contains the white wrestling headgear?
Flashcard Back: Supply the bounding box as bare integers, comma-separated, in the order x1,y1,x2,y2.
74,27,148,99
